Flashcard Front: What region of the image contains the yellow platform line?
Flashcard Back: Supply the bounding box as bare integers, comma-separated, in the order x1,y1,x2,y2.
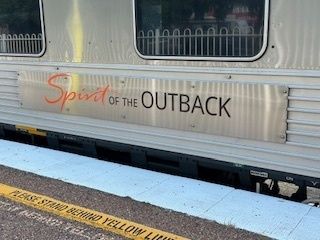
0,183,189,240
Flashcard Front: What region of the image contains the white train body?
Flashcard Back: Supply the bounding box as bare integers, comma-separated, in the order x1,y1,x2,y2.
0,0,319,185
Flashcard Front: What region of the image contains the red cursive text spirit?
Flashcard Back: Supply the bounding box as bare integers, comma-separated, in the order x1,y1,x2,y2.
44,73,111,111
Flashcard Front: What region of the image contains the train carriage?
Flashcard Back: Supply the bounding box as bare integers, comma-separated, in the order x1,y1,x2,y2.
0,0,319,199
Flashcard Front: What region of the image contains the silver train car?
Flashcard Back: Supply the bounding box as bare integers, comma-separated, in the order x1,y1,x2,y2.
0,0,319,197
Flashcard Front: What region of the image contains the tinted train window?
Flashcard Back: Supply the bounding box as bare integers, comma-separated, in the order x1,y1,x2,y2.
0,0,44,55
135,0,268,60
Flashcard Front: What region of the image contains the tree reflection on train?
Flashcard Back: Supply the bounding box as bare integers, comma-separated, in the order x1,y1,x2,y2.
136,0,265,57
0,0,41,35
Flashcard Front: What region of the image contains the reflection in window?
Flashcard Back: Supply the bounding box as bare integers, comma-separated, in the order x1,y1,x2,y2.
135,0,266,58
0,0,44,55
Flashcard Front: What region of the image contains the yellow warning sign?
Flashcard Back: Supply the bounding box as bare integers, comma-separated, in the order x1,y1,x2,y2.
0,183,189,240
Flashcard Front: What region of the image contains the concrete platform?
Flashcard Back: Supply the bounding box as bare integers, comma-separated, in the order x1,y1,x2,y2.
0,139,319,240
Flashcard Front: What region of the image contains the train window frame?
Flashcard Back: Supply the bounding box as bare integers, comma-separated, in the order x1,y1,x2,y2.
133,0,269,62
0,0,46,57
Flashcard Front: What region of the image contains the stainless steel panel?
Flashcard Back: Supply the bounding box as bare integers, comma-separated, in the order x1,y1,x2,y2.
19,71,288,143
0,0,318,70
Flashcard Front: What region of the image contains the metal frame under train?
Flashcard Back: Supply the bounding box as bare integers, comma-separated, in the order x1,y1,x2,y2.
0,0,319,201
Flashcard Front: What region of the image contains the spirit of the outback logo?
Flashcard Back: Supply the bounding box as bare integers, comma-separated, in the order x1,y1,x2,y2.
44,73,231,118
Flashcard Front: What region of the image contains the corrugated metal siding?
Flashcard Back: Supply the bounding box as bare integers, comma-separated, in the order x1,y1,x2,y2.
0,71,19,108
287,85,320,149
